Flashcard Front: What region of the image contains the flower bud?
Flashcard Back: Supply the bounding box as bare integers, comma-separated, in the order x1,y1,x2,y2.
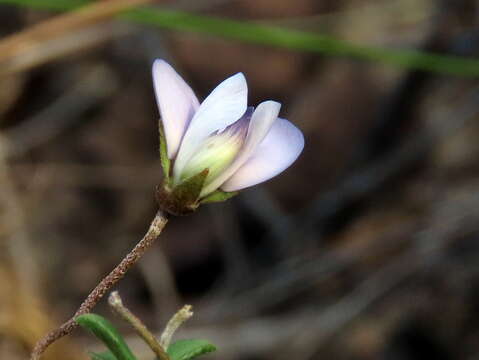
152,60,304,216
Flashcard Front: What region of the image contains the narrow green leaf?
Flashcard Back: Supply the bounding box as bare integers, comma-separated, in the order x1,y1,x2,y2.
159,121,171,182
2,0,479,76
76,314,137,360
167,339,216,360
201,190,238,204
89,351,118,360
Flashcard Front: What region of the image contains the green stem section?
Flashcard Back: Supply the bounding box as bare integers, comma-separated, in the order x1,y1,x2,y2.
1,0,479,76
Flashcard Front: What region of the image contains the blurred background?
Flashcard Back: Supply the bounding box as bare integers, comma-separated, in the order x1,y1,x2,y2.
1,0,479,359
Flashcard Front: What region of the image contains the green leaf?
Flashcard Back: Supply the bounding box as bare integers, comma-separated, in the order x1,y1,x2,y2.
76,314,137,360
159,121,171,182
89,351,118,360
201,190,238,204
2,0,479,77
167,339,216,360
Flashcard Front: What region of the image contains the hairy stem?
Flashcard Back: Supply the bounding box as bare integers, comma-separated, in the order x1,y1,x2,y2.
30,210,169,360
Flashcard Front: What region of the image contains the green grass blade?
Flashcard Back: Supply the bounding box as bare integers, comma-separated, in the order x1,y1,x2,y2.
1,0,479,76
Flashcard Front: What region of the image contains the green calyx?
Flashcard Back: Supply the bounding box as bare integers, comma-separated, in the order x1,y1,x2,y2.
201,190,238,204
156,169,209,216
156,170,239,215
157,176,239,216
157,121,239,215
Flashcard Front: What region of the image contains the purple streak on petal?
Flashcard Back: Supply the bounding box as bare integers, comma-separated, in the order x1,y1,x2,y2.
215,106,253,138
152,59,199,158
220,117,304,192
178,109,253,184
200,101,280,196
173,72,248,183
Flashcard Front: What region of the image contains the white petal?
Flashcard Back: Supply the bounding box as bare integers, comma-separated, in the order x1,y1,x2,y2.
220,118,304,192
200,100,280,195
173,72,248,182
152,59,200,158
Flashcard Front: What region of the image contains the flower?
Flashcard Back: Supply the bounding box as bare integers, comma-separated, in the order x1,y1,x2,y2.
153,59,304,215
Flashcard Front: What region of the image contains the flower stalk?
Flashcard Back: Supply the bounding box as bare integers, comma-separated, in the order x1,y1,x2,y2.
30,210,169,360
30,58,304,359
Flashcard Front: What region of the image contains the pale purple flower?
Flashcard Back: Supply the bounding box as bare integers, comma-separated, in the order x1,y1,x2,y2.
152,59,304,198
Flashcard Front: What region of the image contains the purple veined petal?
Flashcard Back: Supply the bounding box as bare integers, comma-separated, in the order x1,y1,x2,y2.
200,100,280,196
220,117,304,192
173,72,248,182
152,59,200,158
